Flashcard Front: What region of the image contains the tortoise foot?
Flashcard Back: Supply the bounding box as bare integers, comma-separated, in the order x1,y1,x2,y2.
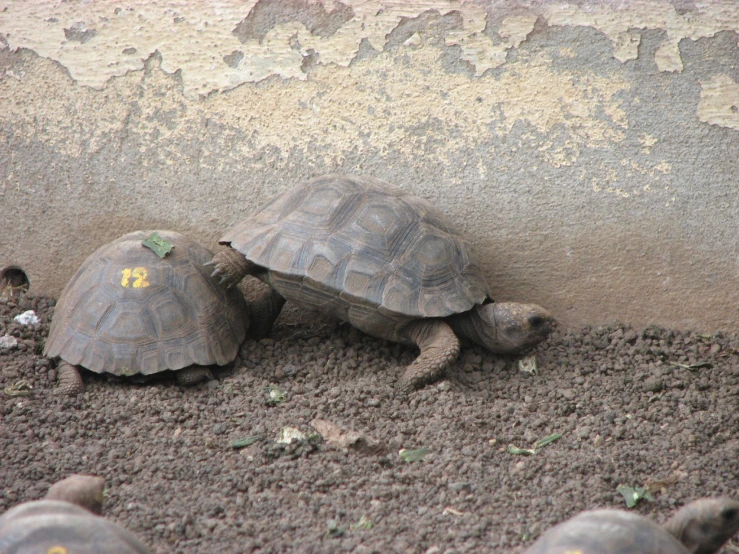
56,362,85,395
207,249,253,288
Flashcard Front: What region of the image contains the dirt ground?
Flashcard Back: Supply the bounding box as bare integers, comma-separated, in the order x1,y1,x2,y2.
1,291,738,554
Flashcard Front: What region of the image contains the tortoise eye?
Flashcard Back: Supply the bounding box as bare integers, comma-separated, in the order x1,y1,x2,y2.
528,315,546,328
721,507,738,520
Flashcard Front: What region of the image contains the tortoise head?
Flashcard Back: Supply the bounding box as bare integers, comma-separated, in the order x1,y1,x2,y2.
455,302,554,354
44,474,105,514
665,497,739,554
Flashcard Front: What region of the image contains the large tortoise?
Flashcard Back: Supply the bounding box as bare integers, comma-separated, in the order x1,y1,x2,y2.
209,174,553,390
0,475,150,553
44,230,248,395
524,497,739,554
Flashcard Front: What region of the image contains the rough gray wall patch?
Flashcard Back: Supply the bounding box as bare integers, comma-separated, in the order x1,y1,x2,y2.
232,0,356,43
63,22,96,44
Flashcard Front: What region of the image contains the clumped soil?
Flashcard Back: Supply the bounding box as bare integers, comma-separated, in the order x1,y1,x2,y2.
1,293,738,553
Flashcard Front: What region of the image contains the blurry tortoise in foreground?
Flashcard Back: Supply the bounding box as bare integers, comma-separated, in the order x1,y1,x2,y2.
524,497,739,554
209,174,553,391
0,474,150,553
44,230,248,395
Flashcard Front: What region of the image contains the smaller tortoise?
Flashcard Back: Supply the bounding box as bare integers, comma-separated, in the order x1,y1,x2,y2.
44,230,248,395
0,474,150,553
525,497,739,554
209,174,553,390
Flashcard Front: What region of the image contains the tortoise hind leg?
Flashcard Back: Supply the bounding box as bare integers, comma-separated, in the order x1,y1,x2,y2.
248,289,286,341
56,361,85,395
175,367,213,386
401,320,461,392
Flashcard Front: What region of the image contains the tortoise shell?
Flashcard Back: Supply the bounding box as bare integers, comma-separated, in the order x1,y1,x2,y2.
0,500,150,553
44,230,247,376
221,175,490,342
524,508,691,554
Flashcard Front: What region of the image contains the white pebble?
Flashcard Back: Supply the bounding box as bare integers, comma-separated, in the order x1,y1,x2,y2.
14,310,40,327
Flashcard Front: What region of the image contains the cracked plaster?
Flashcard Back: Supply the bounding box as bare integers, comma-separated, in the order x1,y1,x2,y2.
1,0,738,129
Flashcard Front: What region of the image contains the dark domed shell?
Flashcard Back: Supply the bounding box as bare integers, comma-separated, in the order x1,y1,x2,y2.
0,500,150,553
44,230,247,376
222,175,490,320
525,509,689,554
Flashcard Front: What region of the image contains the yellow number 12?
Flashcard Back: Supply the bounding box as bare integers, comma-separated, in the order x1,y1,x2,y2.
120,267,150,288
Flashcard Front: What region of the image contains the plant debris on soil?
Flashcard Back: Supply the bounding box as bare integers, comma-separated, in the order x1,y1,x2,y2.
1,293,738,553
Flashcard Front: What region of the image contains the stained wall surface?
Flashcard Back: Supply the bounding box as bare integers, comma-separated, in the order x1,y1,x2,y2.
1,0,738,331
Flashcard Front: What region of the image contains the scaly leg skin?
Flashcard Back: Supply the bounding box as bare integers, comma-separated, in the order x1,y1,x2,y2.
175,367,213,386
248,289,287,340
56,361,85,395
401,320,461,392
206,248,255,288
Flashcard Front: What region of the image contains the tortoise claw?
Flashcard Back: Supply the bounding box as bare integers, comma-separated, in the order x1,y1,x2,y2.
205,260,231,285
211,271,234,288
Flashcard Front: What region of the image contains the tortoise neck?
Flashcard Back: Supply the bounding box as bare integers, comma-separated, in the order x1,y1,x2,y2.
447,309,488,348
663,506,721,554
663,516,690,548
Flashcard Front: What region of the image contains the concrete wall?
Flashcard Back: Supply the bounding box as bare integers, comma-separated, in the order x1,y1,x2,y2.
1,0,738,331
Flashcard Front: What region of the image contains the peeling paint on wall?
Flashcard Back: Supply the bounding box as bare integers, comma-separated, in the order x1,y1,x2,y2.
697,74,739,130
0,42,630,173
0,0,494,96
542,1,739,73
2,0,738,97
445,13,537,75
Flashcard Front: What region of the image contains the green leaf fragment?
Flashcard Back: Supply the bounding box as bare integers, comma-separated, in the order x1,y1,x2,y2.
518,354,538,375
325,519,345,538
617,485,639,508
231,436,261,449
508,432,563,456
639,488,655,502
142,232,174,258
507,444,536,456
350,515,373,530
399,448,430,462
264,384,286,406
668,361,713,372
616,484,654,508
533,433,563,449
3,380,32,397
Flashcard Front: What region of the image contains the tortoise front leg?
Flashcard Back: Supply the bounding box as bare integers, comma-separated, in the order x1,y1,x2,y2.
206,248,256,288
401,320,461,391
56,361,85,395
248,289,286,341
